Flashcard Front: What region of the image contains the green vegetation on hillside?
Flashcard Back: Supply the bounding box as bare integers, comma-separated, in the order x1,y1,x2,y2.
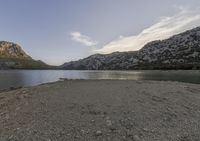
0,58,54,69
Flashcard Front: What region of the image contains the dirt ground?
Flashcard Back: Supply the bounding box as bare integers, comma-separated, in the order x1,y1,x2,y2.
0,80,200,141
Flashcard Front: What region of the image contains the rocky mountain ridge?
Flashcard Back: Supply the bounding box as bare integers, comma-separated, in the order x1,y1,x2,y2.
0,41,31,59
62,27,200,70
0,41,50,69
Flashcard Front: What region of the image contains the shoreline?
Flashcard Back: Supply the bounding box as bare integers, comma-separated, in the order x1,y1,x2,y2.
1,77,200,93
0,79,197,93
0,80,200,141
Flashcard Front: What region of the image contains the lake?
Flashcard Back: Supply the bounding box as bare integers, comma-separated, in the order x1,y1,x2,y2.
0,70,200,90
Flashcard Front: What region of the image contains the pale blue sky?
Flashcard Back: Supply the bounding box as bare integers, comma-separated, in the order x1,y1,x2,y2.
0,0,200,65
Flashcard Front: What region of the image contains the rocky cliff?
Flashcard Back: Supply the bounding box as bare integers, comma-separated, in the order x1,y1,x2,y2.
0,41,50,69
0,41,31,59
62,27,200,70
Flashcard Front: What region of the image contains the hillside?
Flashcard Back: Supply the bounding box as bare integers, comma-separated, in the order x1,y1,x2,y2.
0,41,51,69
62,27,200,70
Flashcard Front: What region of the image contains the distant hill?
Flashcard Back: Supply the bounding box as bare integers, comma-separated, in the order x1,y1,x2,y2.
0,41,51,69
61,27,200,70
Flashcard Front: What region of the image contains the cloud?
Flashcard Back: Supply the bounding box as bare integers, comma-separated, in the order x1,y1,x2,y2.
70,32,98,46
96,8,200,54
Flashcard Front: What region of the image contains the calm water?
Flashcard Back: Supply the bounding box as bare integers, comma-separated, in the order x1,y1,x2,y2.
0,70,200,90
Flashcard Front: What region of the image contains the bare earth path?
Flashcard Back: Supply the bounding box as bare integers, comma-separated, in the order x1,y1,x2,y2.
0,80,200,141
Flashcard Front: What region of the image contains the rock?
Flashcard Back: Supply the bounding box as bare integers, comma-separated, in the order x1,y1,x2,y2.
0,41,31,59
126,130,134,137
143,128,148,132
0,41,50,69
106,117,112,127
133,135,141,141
105,116,117,131
95,130,103,136
109,125,117,132
8,135,13,140
80,129,85,134
61,26,200,70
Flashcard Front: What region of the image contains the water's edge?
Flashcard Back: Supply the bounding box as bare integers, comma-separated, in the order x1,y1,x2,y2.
0,70,200,90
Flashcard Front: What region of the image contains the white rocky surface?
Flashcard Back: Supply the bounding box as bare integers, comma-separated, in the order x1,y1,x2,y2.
62,27,200,70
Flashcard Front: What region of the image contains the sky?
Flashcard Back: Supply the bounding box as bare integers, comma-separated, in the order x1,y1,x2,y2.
0,0,200,65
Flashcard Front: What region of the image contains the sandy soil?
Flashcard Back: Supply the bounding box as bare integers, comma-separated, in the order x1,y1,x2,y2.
0,80,200,141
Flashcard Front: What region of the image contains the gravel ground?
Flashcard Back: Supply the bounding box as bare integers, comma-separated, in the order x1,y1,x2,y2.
0,80,200,141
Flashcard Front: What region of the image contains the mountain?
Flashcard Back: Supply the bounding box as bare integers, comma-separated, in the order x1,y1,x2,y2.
61,27,200,70
0,41,50,69
0,41,32,59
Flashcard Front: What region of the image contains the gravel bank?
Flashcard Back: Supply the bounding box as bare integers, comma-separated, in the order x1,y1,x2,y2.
0,80,200,141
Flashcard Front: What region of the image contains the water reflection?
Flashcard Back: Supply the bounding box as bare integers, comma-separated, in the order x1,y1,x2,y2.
0,70,200,90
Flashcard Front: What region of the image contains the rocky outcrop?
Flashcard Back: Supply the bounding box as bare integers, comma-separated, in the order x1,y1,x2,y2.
62,27,200,70
0,41,31,59
0,41,50,69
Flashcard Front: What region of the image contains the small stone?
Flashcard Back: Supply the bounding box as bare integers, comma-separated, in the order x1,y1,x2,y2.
143,128,148,132
21,91,26,94
106,119,112,127
66,133,71,136
109,125,117,131
81,129,85,134
133,135,141,141
75,135,79,138
16,128,20,130
183,112,187,115
5,113,9,120
85,130,90,134
16,107,20,111
8,135,13,139
95,130,102,136
122,136,126,139
126,130,133,137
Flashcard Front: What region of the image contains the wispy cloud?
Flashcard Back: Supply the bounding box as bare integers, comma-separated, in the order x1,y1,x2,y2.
96,8,200,54
70,32,98,46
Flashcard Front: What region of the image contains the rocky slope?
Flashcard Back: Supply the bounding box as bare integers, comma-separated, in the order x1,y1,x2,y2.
0,41,32,59
62,27,200,70
0,41,50,69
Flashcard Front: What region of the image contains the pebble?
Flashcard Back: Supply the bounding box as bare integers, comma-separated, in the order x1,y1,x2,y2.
106,119,112,127
8,135,13,139
109,125,117,131
133,135,141,141
95,130,103,136
143,128,148,132
81,129,85,134
126,130,133,137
